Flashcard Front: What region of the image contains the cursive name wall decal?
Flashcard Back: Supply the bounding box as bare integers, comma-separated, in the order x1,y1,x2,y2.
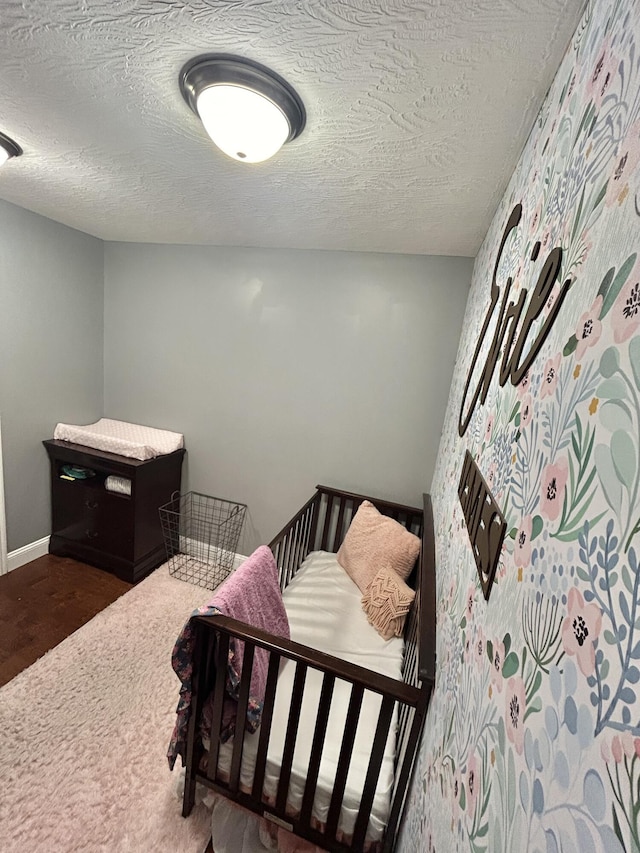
458,203,573,437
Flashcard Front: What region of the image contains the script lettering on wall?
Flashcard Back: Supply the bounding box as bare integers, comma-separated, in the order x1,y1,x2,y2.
458,203,573,437
458,450,507,600
456,202,574,599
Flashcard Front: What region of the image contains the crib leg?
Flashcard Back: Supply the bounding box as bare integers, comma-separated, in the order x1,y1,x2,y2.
182,766,196,817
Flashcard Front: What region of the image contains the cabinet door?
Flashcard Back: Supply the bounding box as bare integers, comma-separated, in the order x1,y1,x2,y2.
51,479,134,559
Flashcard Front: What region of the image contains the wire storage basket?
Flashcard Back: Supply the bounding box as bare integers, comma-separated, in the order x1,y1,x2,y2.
159,491,247,590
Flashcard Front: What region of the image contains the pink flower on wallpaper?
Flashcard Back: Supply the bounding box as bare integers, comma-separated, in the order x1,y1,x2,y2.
466,752,478,816
540,353,561,398
517,370,531,397
452,767,462,815
486,462,497,491
588,40,617,107
520,394,534,429
529,201,543,235
561,587,602,676
505,677,527,754
484,413,494,444
574,295,603,359
540,457,568,521
474,626,485,666
611,258,640,343
490,639,505,692
515,516,533,567
611,735,624,764
447,577,457,607
605,120,640,207
466,584,476,620
544,283,561,318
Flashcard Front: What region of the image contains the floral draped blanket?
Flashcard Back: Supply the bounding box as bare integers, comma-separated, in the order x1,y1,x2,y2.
167,545,290,769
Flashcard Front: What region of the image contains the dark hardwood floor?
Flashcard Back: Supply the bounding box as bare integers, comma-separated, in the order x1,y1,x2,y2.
0,554,132,687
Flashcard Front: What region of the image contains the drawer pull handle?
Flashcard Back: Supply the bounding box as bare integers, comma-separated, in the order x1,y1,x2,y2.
85,529,99,539
85,499,99,510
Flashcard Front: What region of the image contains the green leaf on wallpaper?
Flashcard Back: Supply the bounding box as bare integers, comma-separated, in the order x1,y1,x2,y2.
563,334,578,356
459,783,466,810
525,696,542,719
611,430,636,489
629,335,640,391
592,180,608,211
597,377,628,400
531,515,544,540
486,639,494,664
503,633,511,655
576,102,593,139
601,253,638,320
599,346,620,378
597,266,616,302
509,402,520,423
531,669,542,696
476,823,489,838
502,652,519,679
508,527,518,540
595,444,624,515
600,400,633,434
571,185,585,244
613,805,625,848
460,615,467,630
604,628,617,644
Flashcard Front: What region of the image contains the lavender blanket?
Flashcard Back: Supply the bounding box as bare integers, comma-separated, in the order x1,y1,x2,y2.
168,546,290,770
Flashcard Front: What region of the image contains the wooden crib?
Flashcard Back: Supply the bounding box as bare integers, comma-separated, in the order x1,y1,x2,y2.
181,485,436,852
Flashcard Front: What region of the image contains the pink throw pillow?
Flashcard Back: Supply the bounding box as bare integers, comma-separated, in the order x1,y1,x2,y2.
337,500,420,593
361,565,416,640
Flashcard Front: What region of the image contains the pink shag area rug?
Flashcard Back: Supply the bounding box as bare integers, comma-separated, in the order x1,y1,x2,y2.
0,563,214,853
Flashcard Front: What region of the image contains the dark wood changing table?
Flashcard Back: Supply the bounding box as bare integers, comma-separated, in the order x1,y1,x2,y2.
43,439,185,583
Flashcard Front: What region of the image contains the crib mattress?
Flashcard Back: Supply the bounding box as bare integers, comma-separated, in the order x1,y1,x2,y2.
53,418,184,460
216,550,404,841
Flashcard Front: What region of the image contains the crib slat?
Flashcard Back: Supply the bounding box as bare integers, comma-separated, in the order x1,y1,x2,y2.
332,499,346,552
325,683,364,840
351,695,396,849
320,494,334,551
206,631,230,781
229,643,255,794
251,652,281,800
300,672,335,827
287,519,301,584
276,662,308,813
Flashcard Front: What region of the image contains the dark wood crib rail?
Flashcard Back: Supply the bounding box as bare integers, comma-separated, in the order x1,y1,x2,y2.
182,487,436,853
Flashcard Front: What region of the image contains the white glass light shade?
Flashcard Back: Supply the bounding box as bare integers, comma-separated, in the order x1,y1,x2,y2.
196,84,290,163
0,148,9,168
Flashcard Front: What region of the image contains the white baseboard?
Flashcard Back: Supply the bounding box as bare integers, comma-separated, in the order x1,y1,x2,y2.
7,536,51,572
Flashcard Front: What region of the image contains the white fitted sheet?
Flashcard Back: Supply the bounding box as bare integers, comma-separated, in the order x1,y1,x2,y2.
214,550,404,842
53,418,184,460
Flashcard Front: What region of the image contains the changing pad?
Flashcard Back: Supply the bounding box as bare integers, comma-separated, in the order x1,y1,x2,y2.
53,418,184,461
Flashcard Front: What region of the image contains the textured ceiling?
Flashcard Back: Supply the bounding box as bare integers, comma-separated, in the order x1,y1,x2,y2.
0,0,584,256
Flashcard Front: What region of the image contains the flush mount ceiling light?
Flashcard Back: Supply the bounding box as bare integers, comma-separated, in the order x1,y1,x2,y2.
0,132,22,168
179,55,305,164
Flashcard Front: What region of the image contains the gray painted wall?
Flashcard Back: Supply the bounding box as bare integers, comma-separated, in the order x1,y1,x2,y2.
0,199,104,550
104,243,472,550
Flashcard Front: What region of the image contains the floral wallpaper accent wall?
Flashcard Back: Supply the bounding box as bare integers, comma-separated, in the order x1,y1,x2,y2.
398,0,640,850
